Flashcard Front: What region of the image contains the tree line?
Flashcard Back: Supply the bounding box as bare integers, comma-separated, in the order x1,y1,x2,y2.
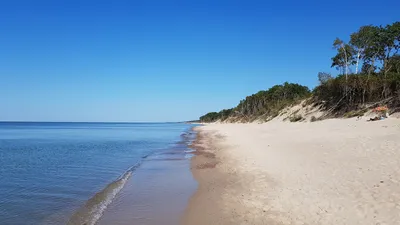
200,21,400,122
316,21,400,112
200,82,311,122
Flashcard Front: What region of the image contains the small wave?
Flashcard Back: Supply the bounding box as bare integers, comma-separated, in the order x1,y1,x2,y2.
67,127,197,225
67,164,140,225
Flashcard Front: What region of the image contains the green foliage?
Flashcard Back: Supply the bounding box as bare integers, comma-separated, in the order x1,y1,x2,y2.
199,21,400,123
331,38,356,74
318,72,333,84
361,62,377,74
199,108,234,123
350,25,378,54
199,112,220,123
235,82,310,118
387,54,400,73
199,82,310,122
350,25,381,74
218,108,234,121
313,72,400,112
320,21,400,113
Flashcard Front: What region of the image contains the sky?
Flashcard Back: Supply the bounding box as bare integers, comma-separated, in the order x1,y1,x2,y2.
1,0,399,122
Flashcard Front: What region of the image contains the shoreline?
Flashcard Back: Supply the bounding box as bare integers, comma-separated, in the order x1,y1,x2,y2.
183,119,400,225
62,125,198,225
182,127,272,224
182,128,227,225
96,126,197,225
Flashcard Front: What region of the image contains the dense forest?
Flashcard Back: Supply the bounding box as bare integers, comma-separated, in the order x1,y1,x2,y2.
200,21,400,123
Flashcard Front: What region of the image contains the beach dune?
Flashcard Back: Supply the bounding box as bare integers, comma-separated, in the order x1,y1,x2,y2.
183,118,400,225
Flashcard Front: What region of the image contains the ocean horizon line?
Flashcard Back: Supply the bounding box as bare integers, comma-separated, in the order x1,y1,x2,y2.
0,120,184,124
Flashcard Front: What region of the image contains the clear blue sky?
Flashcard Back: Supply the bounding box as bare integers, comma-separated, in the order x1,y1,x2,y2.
1,0,399,122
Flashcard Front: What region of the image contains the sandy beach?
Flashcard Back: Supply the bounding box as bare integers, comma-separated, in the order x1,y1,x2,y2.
183,118,400,225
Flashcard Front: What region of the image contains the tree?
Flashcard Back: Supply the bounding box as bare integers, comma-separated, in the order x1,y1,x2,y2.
331,38,356,80
386,54,400,73
350,25,381,104
350,25,379,74
390,22,400,51
199,82,311,122
365,23,400,97
361,61,377,74
361,25,381,74
383,22,400,73
318,72,333,84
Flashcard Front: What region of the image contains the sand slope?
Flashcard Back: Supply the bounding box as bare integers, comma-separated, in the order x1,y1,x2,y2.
183,118,400,225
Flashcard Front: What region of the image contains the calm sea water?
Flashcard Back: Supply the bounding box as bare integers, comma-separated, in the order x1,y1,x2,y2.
0,122,195,225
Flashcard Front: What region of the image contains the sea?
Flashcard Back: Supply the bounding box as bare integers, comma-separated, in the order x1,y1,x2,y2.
0,122,197,225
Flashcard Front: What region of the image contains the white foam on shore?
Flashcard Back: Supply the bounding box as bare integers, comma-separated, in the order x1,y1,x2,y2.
67,164,139,225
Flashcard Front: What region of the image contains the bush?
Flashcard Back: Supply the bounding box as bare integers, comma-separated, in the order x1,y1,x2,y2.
313,73,400,114
199,108,234,123
200,82,311,122
310,116,318,122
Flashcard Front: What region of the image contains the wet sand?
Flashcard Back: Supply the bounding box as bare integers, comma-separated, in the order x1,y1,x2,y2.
98,154,196,225
96,131,197,225
183,119,400,225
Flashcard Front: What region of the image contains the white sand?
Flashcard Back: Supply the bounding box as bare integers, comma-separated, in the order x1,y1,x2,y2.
196,118,400,225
